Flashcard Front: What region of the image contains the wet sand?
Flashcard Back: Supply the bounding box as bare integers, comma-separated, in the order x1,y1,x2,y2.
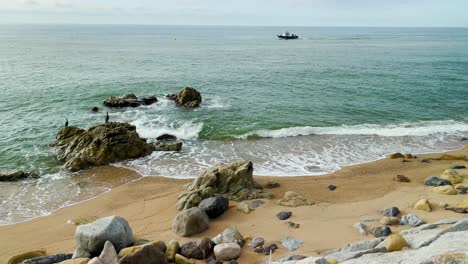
0,146,467,263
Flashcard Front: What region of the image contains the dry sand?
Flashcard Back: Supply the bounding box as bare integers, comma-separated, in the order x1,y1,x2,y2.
1,146,467,263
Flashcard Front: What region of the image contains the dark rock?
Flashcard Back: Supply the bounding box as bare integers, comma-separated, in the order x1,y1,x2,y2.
176,161,272,210
276,211,292,220
91,107,99,112
425,176,452,187
388,153,405,159
287,255,307,261
264,181,280,189
228,261,238,264
461,137,468,141
450,165,466,169
179,238,214,260
248,237,265,248
206,255,222,264
456,186,468,194
172,207,210,237
381,207,400,217
20,253,72,264
328,185,337,191
198,196,229,219
0,171,39,182
103,94,157,108
255,243,278,255
394,175,410,182
445,207,468,214
169,87,202,108
371,226,392,237
421,159,431,163
119,244,168,264
50,122,153,171
156,134,177,141
74,215,134,258
316,259,330,264
152,142,182,152
249,200,265,209
288,221,300,229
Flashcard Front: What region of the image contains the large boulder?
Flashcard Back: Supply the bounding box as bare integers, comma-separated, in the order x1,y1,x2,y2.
74,216,134,258
0,171,39,182
198,196,229,219
167,87,202,108
51,122,153,171
176,161,271,210
172,207,210,237
103,94,157,108
119,244,168,264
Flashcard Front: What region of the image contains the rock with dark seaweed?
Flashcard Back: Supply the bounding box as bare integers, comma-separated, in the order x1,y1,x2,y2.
167,87,202,108
103,93,157,108
0,171,39,182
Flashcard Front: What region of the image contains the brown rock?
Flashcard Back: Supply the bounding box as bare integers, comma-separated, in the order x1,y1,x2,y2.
394,175,410,182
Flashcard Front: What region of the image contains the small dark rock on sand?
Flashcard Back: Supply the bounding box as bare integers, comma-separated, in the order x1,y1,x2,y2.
264,181,281,189
255,243,278,255
450,165,466,170
328,185,337,191
277,211,292,220
381,207,400,217
425,176,452,187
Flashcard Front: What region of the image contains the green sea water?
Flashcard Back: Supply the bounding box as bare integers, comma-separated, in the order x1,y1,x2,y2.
1,25,468,224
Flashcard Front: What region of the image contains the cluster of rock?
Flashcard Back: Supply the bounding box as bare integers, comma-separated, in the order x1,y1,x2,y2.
423,168,467,213
50,122,154,171
166,87,202,108
176,161,272,211
0,171,39,182
103,94,157,108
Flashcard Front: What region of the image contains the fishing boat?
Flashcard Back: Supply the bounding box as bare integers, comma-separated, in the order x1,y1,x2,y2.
277,31,299,39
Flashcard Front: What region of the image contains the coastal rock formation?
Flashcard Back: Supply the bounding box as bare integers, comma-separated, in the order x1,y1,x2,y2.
51,122,153,171
172,207,210,237
103,94,157,108
152,142,183,152
0,171,39,182
74,216,134,258
167,87,202,108
176,161,271,210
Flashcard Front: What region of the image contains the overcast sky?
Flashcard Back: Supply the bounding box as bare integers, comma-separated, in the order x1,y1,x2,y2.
0,0,467,27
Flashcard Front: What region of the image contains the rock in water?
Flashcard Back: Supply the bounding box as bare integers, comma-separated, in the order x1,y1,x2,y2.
51,123,153,171
172,207,210,237
212,227,244,246
103,94,157,108
276,191,314,207
167,87,202,108
156,134,177,141
381,207,400,217
0,171,39,182
152,142,183,152
414,199,432,212
74,216,133,258
119,244,168,264
179,238,214,260
425,176,452,187
214,243,241,261
198,196,229,219
400,214,425,226
176,161,271,210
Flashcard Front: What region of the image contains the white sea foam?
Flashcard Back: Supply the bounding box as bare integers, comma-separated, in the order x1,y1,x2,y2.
237,120,468,139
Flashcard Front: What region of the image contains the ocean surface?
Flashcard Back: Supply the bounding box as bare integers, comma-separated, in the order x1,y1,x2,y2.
1,25,468,224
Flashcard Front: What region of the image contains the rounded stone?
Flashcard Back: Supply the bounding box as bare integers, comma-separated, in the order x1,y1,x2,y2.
213,243,241,261
172,207,210,237
385,234,407,252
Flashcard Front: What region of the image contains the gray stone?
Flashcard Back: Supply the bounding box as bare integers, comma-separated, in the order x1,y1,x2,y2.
402,229,441,249
282,237,304,251
172,207,210,237
74,216,133,258
425,176,452,187
198,196,229,219
400,214,425,226
98,241,118,264
248,237,265,248
353,223,368,236
381,207,400,217
249,200,265,209
152,142,182,152
277,211,292,220
371,226,392,237
212,227,244,246
400,223,437,235
214,243,241,261
20,254,72,264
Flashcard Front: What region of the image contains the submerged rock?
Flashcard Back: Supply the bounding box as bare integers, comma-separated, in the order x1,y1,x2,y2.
0,171,39,182
152,142,183,152
176,161,271,210
172,207,210,237
51,122,153,171
103,94,157,108
167,87,202,108
156,134,177,141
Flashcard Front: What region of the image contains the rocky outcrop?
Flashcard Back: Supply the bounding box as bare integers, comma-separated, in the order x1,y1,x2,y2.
51,122,153,171
103,94,157,108
176,161,272,210
172,207,210,237
73,216,134,258
0,171,39,182
167,87,202,108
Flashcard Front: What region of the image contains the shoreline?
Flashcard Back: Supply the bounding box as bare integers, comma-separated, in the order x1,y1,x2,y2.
1,146,467,263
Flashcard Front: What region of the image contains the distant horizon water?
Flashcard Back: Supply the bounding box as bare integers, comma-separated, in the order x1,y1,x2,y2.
0,25,467,224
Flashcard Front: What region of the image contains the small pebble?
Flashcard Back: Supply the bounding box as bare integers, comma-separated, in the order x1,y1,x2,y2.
328,185,337,191
450,165,466,170
288,221,300,229
421,159,431,163
277,211,292,220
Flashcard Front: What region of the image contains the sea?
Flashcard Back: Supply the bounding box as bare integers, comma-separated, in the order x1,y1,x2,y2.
1,25,468,225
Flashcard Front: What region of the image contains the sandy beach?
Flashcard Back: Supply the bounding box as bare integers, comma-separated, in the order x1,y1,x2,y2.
1,146,467,263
